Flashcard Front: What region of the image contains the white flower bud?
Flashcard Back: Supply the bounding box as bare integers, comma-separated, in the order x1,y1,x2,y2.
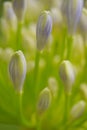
48,77,58,97
36,11,52,50
59,60,75,94
70,100,86,120
37,87,52,115
9,50,26,93
12,0,27,21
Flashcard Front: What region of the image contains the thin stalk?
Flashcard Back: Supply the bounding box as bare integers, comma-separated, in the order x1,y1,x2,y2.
16,21,23,50
34,50,40,94
37,119,42,130
16,93,34,128
61,27,67,60
63,94,70,130
36,113,43,130
66,35,73,60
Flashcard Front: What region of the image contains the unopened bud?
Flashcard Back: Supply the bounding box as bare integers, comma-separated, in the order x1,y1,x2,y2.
37,87,52,115
79,8,87,41
62,0,83,34
12,0,26,21
48,77,58,97
9,50,26,93
36,11,52,50
59,60,75,94
70,100,86,120
80,83,87,100
3,2,17,29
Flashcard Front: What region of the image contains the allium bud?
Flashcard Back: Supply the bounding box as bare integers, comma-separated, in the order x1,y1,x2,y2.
79,8,87,40
12,0,26,21
59,60,75,94
48,77,58,97
70,100,86,120
9,50,26,93
36,11,52,50
62,0,83,34
80,83,87,100
37,87,52,115
3,2,17,25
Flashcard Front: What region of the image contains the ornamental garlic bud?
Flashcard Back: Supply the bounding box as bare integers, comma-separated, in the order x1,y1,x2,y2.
70,100,86,120
80,83,87,100
3,2,16,22
12,0,26,21
9,50,26,93
62,0,83,34
48,77,58,97
36,11,52,51
79,8,87,40
59,60,75,94
37,87,52,115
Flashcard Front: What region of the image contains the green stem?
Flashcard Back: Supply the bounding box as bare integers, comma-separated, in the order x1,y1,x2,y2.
16,21,23,50
17,93,23,121
71,116,87,128
16,93,34,128
34,50,40,95
37,119,42,130
36,114,43,130
61,27,67,60
66,35,73,60
64,94,70,130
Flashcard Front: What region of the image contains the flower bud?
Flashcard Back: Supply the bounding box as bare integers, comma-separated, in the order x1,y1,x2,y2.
9,50,26,93
51,8,63,27
59,60,75,94
36,11,52,50
70,100,86,120
3,2,17,29
37,87,52,115
79,8,87,41
12,0,27,21
48,77,58,97
80,83,87,100
62,0,83,34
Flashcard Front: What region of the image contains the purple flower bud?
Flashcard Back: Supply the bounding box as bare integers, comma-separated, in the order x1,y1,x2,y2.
79,8,87,40
62,0,84,34
9,50,26,93
36,11,52,50
37,87,52,115
3,2,16,22
12,0,26,21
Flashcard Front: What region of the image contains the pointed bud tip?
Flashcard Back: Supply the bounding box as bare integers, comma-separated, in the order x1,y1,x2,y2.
37,87,52,115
